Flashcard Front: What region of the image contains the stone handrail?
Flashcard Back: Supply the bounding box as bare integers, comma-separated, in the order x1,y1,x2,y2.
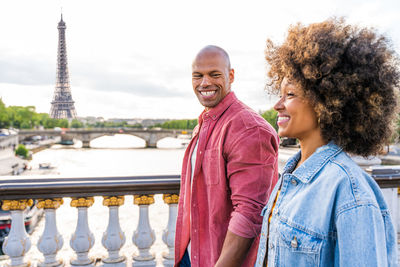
0,175,180,200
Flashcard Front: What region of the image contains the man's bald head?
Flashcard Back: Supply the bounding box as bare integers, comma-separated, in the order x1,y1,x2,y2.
191,45,234,110
193,45,231,71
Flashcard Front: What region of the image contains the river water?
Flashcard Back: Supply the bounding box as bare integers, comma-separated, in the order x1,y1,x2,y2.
3,135,187,266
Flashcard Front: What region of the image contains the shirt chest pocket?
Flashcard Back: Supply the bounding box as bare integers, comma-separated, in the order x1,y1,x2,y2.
202,148,220,185
275,222,323,267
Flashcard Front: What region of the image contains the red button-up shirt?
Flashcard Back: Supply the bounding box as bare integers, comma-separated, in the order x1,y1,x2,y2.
174,92,279,267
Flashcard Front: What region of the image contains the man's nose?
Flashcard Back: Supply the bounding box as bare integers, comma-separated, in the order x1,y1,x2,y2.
200,76,211,87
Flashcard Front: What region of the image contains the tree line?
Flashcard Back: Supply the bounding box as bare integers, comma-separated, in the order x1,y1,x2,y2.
0,98,68,129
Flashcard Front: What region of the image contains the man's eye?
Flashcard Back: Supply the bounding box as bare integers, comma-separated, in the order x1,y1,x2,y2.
211,74,221,77
192,75,202,78
287,93,295,97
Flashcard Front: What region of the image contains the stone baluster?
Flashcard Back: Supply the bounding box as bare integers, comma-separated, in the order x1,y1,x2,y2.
132,195,156,267
1,199,33,267
162,194,179,267
36,198,64,267
69,197,95,266
101,196,126,267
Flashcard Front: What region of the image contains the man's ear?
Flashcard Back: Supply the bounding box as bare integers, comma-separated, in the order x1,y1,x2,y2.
229,68,235,84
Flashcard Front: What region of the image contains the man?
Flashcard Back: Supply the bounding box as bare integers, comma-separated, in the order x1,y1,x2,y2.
175,45,279,267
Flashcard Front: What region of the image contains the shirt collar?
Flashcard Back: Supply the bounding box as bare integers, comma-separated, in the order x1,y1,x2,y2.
198,91,237,124
283,142,343,183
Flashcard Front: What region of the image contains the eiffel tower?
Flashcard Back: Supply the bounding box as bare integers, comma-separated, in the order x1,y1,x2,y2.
50,14,77,119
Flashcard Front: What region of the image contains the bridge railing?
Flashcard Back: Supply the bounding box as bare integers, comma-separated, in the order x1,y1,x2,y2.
0,169,400,267
0,175,180,267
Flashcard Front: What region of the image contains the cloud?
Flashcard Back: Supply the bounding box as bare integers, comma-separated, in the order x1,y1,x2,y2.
71,59,192,98
0,56,54,86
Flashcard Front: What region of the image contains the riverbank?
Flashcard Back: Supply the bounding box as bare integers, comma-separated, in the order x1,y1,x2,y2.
0,137,62,176
0,148,27,176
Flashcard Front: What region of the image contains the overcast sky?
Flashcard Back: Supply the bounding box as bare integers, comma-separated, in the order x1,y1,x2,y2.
0,0,399,120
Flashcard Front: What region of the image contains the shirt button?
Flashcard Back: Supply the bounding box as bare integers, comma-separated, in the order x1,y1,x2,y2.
291,236,298,248
269,242,274,249
194,229,197,233
291,179,298,186
199,151,202,154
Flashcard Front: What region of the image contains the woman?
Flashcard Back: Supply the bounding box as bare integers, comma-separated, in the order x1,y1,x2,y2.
256,18,399,266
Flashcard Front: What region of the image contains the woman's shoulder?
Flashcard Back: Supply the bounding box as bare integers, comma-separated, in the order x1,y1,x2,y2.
323,151,385,212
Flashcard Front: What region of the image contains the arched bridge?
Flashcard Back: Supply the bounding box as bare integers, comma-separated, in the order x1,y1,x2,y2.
18,128,192,148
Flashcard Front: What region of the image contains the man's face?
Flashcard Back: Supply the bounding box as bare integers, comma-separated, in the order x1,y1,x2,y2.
192,51,234,110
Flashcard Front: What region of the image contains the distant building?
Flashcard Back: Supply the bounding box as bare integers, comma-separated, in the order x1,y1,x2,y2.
77,116,105,125
49,14,77,119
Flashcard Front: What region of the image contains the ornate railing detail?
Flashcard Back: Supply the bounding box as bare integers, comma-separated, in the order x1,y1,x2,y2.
0,175,180,267
70,197,95,266
36,198,64,267
1,170,398,266
1,199,33,267
132,195,156,266
102,196,126,267
162,194,179,267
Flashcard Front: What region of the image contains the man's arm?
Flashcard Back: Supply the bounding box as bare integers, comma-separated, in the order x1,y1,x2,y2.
214,230,253,267
221,123,278,265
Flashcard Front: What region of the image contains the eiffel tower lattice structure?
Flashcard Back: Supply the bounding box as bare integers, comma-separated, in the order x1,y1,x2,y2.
50,14,77,119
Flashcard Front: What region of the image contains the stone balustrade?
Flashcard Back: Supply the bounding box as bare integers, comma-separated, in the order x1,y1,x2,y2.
0,175,180,267
0,169,400,266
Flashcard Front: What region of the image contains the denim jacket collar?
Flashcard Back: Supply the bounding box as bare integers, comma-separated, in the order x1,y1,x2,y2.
284,142,343,184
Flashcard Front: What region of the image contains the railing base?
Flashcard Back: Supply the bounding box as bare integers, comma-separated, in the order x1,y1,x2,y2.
101,261,127,267
162,259,174,267
102,255,126,265
2,261,31,267
131,259,156,267
37,259,64,267
70,257,95,267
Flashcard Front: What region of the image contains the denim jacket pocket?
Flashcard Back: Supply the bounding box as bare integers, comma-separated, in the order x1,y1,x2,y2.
276,222,322,267
202,148,220,185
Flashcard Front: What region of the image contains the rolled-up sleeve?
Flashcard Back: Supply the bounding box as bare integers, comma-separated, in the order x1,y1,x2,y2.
226,126,279,238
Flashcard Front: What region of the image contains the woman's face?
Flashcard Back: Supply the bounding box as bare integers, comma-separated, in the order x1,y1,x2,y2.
274,77,321,141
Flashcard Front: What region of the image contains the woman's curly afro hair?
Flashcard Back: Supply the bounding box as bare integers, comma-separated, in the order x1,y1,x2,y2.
266,18,400,156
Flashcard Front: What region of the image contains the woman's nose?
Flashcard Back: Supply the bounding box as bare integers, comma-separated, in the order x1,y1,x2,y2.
274,97,284,111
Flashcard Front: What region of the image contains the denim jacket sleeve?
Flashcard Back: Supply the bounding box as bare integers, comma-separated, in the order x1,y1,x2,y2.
335,204,397,266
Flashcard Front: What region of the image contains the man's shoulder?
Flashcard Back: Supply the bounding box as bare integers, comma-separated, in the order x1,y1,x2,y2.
226,100,276,132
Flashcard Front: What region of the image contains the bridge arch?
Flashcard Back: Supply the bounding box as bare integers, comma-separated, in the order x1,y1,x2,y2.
18,129,192,148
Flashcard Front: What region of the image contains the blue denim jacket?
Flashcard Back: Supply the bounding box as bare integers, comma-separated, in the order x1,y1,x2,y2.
255,143,397,266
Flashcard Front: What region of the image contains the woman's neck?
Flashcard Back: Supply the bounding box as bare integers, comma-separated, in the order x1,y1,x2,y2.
297,132,327,168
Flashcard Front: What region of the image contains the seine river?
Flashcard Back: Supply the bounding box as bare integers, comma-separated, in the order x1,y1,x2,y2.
9,135,187,266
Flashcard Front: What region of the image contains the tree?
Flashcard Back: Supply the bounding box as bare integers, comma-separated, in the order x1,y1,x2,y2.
158,119,198,130
43,118,57,129
71,119,84,128
15,144,29,158
260,108,278,131
57,119,69,128
0,98,10,128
